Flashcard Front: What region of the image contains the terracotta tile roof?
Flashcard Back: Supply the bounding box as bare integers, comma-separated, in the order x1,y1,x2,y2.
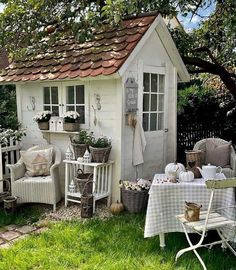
0,14,156,83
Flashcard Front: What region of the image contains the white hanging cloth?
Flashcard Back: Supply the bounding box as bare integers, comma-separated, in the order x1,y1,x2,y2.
132,118,146,166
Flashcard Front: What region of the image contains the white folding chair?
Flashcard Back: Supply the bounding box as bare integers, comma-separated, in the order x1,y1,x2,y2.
175,178,236,270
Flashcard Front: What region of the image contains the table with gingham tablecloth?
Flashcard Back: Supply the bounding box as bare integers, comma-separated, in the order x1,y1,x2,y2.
144,174,236,248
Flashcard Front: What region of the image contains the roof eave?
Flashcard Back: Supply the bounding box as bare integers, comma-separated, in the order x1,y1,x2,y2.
118,14,190,82
0,72,121,85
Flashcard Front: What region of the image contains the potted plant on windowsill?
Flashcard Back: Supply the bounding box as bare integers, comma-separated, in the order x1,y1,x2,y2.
63,111,80,132
33,110,52,130
87,135,112,163
70,130,90,158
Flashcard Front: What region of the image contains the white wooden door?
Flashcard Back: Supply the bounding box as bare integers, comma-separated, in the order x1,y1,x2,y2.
141,65,167,175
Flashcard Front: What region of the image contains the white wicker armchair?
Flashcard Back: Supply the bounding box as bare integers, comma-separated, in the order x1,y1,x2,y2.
193,138,236,178
6,144,61,211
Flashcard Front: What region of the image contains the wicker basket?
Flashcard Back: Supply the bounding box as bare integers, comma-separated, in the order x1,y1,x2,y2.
0,179,10,203
38,122,49,130
184,201,202,222
121,188,149,213
89,146,111,163
74,169,93,194
185,150,202,178
71,143,87,159
63,122,80,132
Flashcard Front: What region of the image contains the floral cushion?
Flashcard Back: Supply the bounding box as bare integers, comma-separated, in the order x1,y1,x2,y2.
20,147,53,176
205,139,231,167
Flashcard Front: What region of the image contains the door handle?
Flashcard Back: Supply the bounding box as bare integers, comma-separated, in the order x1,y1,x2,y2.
164,128,168,132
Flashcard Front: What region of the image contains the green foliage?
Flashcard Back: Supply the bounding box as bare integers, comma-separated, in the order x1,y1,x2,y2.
71,130,89,144
177,83,236,143
0,205,45,227
0,127,26,146
0,85,18,129
0,213,236,269
89,135,111,148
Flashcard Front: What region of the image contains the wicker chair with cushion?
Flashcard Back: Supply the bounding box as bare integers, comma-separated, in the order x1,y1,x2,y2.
7,144,61,211
193,138,236,178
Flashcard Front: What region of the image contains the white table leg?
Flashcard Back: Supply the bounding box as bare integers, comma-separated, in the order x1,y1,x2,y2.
159,233,166,248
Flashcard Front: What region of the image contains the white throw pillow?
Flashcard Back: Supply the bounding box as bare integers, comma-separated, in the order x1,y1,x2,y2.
20,147,53,176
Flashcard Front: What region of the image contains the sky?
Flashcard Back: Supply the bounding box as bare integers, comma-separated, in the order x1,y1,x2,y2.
177,3,216,30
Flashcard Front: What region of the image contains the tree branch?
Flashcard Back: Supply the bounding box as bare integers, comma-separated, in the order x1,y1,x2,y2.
191,46,218,64
183,56,236,100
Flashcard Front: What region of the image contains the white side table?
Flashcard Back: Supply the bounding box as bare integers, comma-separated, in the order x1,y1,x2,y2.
63,160,114,213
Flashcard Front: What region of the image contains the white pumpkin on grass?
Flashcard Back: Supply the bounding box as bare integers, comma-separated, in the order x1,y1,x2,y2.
179,171,194,182
165,162,186,178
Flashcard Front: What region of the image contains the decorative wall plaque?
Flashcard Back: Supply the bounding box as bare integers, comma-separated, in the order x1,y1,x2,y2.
125,77,138,113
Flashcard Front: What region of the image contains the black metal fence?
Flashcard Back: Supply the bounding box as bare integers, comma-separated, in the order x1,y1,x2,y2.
177,121,235,164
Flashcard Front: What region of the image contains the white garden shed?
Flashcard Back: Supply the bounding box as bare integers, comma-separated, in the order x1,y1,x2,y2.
0,13,189,202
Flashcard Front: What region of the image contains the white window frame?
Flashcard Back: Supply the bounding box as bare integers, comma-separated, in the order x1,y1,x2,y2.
142,65,166,132
62,81,89,129
42,81,89,129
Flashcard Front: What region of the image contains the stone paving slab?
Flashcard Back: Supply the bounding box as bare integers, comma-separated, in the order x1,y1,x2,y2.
0,230,21,241
6,225,18,231
15,225,36,234
0,238,5,245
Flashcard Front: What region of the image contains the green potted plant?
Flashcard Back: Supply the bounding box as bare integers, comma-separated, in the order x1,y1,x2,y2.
63,111,80,131
70,130,89,158
88,135,112,163
33,110,52,130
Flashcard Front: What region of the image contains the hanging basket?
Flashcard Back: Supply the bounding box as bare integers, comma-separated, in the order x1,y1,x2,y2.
120,188,149,214
184,201,202,222
38,122,49,130
89,146,111,163
74,169,93,194
63,122,80,132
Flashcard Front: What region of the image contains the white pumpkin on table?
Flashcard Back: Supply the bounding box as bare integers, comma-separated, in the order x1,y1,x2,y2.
165,162,186,178
179,171,195,182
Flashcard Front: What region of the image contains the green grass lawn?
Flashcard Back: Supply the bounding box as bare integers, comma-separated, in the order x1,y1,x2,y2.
0,208,236,270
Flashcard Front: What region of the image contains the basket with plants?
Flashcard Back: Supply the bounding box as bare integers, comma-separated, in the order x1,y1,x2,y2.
87,134,112,163
70,130,90,158
119,179,151,213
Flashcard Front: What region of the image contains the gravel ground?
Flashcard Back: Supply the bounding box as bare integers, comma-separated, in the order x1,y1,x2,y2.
43,200,113,222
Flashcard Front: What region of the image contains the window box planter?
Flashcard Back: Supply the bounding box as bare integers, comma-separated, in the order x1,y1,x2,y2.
38,122,49,130
63,122,80,132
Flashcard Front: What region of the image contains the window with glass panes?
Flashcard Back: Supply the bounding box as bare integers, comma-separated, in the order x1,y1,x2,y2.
43,86,59,116
66,85,85,124
143,73,165,132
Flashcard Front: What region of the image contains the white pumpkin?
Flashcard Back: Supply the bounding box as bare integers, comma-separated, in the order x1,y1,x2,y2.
165,162,186,178
179,171,194,182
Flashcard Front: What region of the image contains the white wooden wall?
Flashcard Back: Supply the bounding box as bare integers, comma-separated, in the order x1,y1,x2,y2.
121,30,177,181
16,79,122,201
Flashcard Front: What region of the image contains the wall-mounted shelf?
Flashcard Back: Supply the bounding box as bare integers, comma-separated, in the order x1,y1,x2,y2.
41,130,79,134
